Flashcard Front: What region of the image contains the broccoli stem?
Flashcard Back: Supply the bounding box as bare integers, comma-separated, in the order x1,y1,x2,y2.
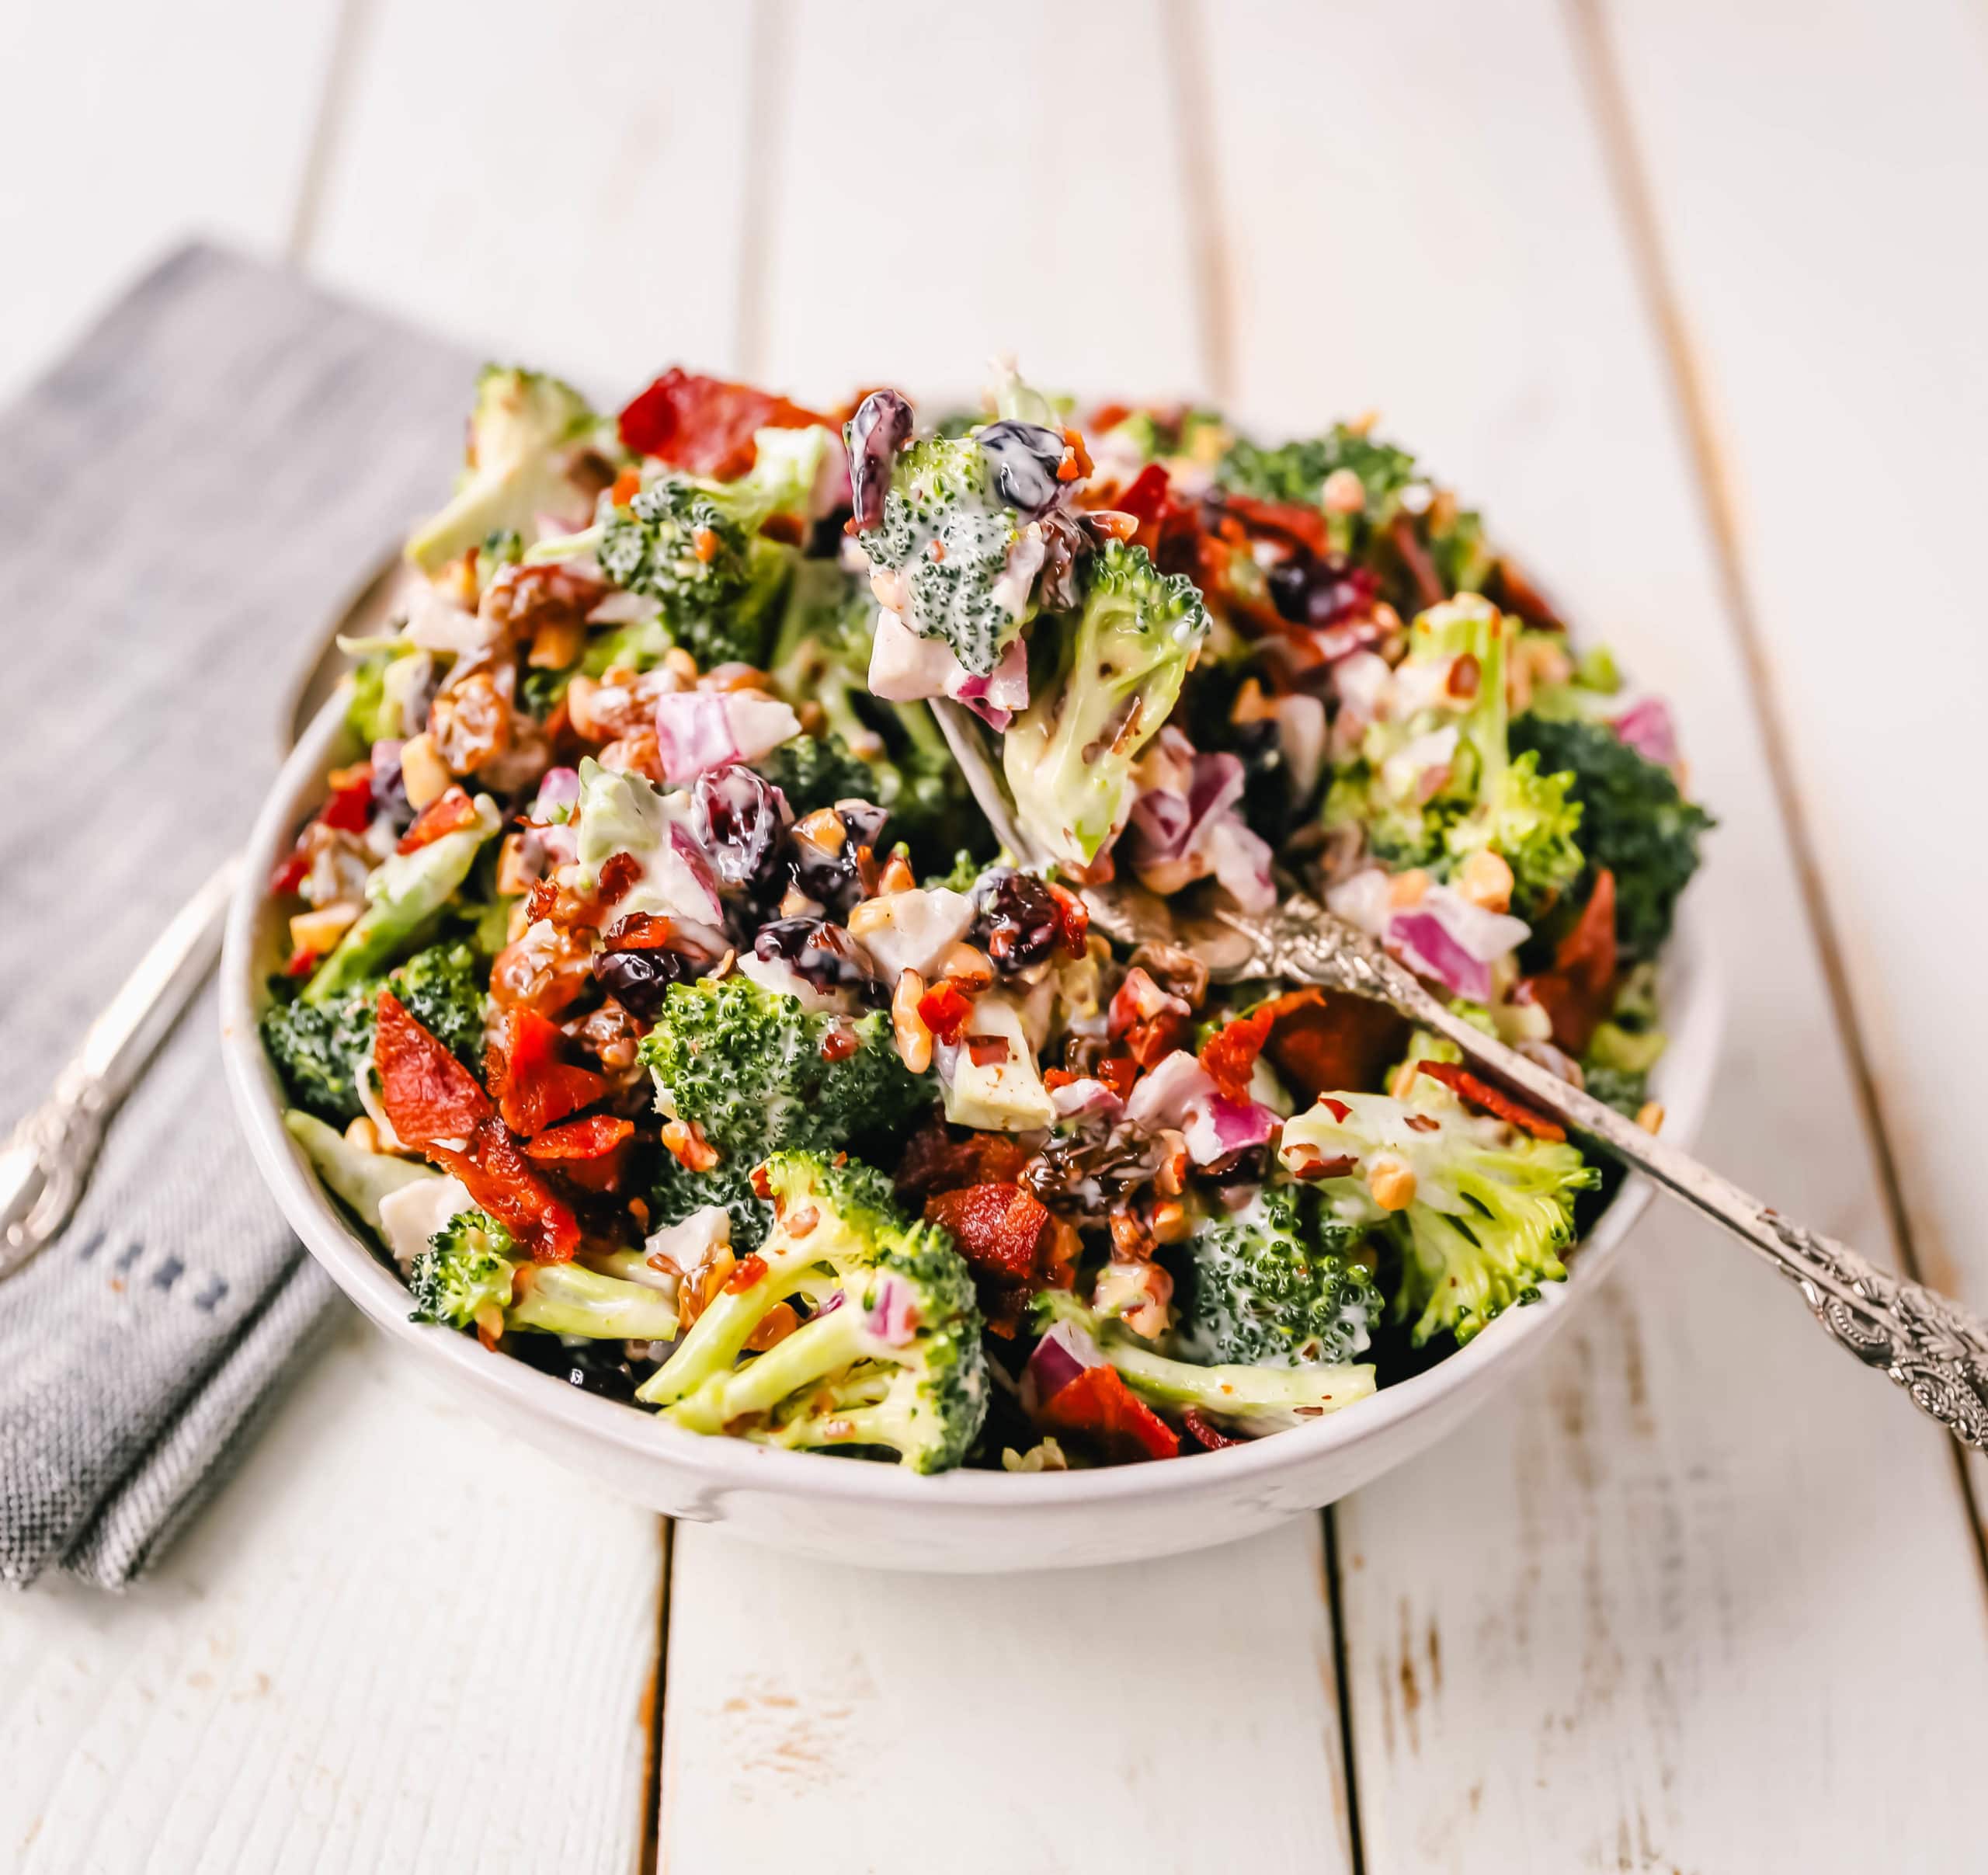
673,1300,874,1430
634,1243,817,1407
507,1263,680,1341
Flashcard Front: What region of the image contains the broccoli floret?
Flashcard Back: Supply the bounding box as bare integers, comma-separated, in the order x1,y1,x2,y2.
409,1209,682,1341
407,367,608,574
650,1159,773,1254
756,732,877,816
1003,539,1210,867
1508,714,1712,958
582,426,830,669
264,941,486,1123
638,975,930,1167
853,431,1036,676
303,795,502,1002
1034,1292,1377,1435
1176,1182,1380,1369
640,1153,985,1471
1279,1081,1600,1348
1220,426,1418,515
1444,749,1586,920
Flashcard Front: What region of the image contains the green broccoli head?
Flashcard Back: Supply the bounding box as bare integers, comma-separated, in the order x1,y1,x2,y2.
1220,425,1418,514
592,425,831,669
407,367,608,574
1003,538,1211,867
755,731,878,817
650,1158,774,1254
1034,1292,1377,1435
1279,1082,1600,1348
1508,713,1711,958
1444,749,1586,919
854,432,1031,676
263,941,485,1125
639,1153,987,1471
409,1209,682,1341
637,974,930,1167
1177,1182,1380,1369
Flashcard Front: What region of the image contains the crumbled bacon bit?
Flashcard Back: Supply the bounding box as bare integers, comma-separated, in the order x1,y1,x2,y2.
894,1125,1034,1204
750,1164,775,1200
1515,869,1618,1056
1199,1007,1275,1104
617,368,827,479
396,784,478,854
1034,1365,1178,1463
964,1033,1013,1068
429,1118,580,1262
610,468,641,506
917,981,974,1045
1416,1059,1566,1140
374,991,493,1146
725,1254,768,1294
486,1007,606,1137
1181,1409,1248,1451
692,526,721,563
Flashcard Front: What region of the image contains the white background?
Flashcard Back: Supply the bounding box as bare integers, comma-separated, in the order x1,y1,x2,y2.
5,2,1987,1868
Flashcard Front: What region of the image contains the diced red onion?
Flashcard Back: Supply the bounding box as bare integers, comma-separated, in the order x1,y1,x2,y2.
865,1274,918,1348
1388,910,1493,1003
1020,1319,1104,1412
867,607,961,701
951,634,1029,729
1611,696,1679,768
533,766,580,817
652,691,798,782
1050,1076,1124,1122
1124,1049,1277,1165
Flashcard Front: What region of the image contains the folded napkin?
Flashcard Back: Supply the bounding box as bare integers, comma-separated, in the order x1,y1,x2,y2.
0,243,474,1587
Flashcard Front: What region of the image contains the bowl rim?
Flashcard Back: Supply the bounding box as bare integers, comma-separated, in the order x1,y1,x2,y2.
221,686,1723,1512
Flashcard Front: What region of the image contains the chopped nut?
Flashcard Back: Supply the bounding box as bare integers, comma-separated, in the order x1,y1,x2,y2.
1152,1132,1190,1197
1636,1101,1666,1136
495,833,535,899
1457,848,1514,914
663,646,699,686
428,668,512,774
938,941,993,992
878,852,916,895
744,1303,800,1351
846,899,891,940
891,970,933,1074
1229,677,1275,725
1367,1154,1418,1212
1386,868,1430,909
398,732,451,809
1321,467,1368,514
784,1204,820,1239
343,1115,381,1153
778,885,818,919
1388,1060,1420,1100
528,613,585,670
794,807,847,854
661,1118,720,1172
290,901,360,955
1150,1198,1191,1244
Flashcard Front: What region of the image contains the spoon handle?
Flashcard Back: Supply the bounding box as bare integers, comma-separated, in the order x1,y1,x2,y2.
1260,907,1988,1449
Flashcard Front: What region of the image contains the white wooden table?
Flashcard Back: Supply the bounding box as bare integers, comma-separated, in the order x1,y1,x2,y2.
8,3,1988,1867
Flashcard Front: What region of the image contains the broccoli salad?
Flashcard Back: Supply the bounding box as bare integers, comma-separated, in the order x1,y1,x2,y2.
262,360,1710,1472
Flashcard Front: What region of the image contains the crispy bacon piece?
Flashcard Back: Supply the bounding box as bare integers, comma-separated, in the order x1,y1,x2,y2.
374,991,492,1147
894,1125,1034,1205
521,1113,634,1193
1415,1060,1566,1142
1517,868,1618,1056
396,784,478,854
617,368,826,480
487,1007,606,1137
1108,966,1192,1070
917,981,973,1046
1181,1408,1248,1451
431,1118,581,1262
1218,490,1331,558
923,1182,1048,1282
1035,1364,1179,1463
1254,987,1409,1104
1199,1007,1275,1104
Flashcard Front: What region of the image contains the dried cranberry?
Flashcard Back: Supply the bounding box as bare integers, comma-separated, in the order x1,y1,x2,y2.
753,918,874,998
971,868,1063,972
846,389,913,532
1268,550,1376,628
783,801,888,916
370,743,415,833
693,763,787,889
592,945,701,1019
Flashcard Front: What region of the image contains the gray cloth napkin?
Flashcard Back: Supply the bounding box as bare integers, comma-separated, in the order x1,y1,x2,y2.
0,243,476,1587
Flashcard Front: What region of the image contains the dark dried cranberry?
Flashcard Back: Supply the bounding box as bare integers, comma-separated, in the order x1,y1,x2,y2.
369,743,415,833
784,801,887,916
754,918,874,998
593,945,700,1019
693,763,787,889
975,419,1066,515
846,389,913,531
971,867,1062,972
1268,550,1376,628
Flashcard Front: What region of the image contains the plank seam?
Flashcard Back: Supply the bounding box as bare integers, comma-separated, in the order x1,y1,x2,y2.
1160,0,1237,403
1562,0,1988,1586
1322,1508,1369,1875
639,1519,673,1875
285,0,381,265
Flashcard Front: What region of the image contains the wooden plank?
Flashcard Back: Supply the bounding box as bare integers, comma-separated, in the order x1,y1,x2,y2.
1197,0,1988,1866
0,1318,666,1874
0,0,342,400
1594,0,1988,1466
657,7,1354,1870
662,1518,1350,1875
304,0,759,390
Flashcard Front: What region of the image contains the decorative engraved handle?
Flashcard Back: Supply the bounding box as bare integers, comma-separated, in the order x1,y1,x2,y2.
1231,895,1988,1450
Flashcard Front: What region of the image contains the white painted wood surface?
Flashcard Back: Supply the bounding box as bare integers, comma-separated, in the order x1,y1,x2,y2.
5,2,1987,1870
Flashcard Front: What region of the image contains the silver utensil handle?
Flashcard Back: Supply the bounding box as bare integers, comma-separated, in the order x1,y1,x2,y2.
0,854,240,1278
1263,911,1988,1449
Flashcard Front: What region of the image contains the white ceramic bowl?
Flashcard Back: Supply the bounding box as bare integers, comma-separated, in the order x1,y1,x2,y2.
221,690,1721,1572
